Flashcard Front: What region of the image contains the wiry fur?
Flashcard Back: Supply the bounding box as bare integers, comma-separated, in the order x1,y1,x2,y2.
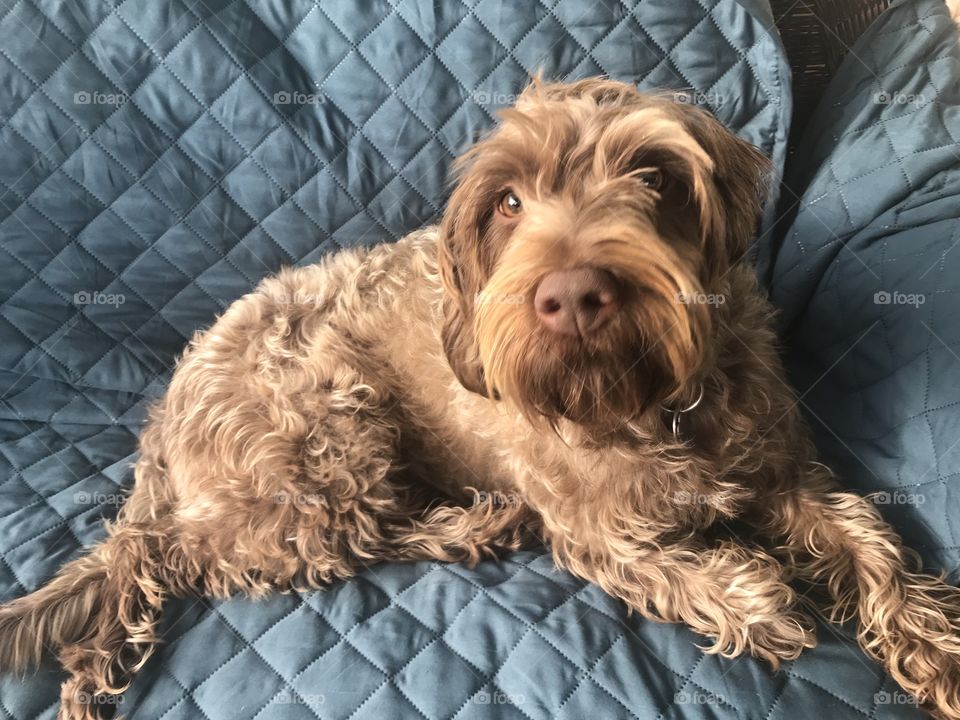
2,78,960,719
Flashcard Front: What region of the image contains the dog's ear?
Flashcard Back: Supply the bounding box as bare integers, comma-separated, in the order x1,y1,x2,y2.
678,106,772,275
437,153,491,397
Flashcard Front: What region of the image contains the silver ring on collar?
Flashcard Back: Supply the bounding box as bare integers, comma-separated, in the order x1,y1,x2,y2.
662,382,704,438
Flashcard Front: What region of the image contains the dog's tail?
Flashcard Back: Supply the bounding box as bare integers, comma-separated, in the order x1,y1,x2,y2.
0,520,181,697
0,550,109,672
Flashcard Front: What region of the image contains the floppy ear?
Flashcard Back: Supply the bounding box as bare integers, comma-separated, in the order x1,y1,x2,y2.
679,105,772,274
437,153,492,397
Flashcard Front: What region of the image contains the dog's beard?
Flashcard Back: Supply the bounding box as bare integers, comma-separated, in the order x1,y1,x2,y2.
474,235,710,435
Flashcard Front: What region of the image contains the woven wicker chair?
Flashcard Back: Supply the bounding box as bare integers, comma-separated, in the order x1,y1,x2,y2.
771,0,893,146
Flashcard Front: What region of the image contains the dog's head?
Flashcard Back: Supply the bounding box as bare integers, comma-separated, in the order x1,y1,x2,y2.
438,78,770,436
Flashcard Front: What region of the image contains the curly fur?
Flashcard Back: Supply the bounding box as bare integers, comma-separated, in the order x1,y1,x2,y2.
2,78,960,719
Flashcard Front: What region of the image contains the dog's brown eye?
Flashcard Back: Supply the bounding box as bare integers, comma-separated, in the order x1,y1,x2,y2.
498,190,523,216
637,169,663,191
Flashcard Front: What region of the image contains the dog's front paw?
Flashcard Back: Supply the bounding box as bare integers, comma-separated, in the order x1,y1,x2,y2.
892,644,960,720
876,614,960,719
742,610,817,669
698,608,816,670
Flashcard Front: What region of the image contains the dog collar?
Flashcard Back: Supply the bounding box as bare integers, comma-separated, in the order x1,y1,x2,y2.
662,383,704,438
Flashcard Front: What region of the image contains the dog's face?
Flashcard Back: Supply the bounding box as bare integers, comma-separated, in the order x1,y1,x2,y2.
438,79,770,436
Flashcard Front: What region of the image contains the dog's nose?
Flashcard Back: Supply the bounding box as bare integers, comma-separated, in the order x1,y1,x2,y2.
534,266,619,338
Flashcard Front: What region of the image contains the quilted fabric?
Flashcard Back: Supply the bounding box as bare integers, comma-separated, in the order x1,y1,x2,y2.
0,0,927,718
771,0,960,578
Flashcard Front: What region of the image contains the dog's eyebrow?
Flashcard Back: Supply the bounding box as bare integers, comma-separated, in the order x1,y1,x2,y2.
594,107,714,176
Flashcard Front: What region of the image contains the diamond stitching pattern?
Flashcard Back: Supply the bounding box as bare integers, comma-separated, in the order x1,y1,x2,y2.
771,0,960,584
0,1,916,718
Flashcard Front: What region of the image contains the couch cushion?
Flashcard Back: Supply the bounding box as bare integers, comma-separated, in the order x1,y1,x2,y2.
771,0,960,577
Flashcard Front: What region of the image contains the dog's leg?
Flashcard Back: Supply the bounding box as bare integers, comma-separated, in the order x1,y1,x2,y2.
54,522,188,720
384,489,542,565
1,272,530,718
556,538,816,667
763,471,960,718
0,416,193,720
0,518,190,720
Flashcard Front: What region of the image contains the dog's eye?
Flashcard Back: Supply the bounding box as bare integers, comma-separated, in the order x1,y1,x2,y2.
498,190,523,217
636,169,663,191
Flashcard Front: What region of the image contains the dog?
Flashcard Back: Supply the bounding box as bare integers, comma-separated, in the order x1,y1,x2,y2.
2,78,960,720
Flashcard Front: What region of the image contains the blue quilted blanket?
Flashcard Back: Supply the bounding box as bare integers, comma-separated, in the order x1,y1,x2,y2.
771,0,960,580
0,0,953,717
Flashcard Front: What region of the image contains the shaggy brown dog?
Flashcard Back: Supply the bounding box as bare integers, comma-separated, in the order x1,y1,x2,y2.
2,78,960,719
